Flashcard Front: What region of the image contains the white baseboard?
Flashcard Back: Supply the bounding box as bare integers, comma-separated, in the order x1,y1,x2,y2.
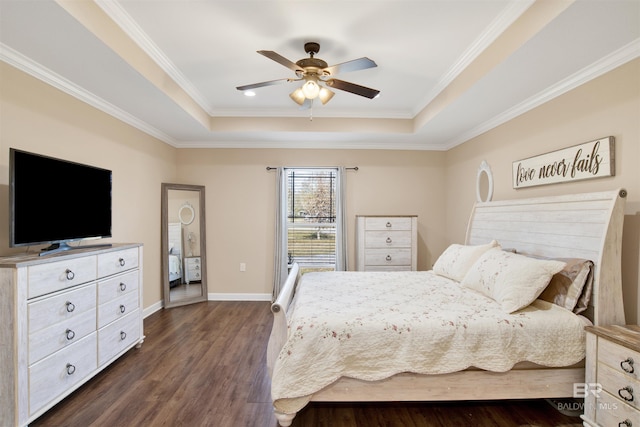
143,300,164,318
208,293,272,301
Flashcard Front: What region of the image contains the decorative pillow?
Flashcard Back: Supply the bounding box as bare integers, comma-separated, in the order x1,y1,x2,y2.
433,240,499,282
460,248,566,313
536,258,594,314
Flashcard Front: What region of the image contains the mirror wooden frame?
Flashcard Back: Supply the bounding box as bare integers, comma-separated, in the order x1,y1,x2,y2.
161,183,208,308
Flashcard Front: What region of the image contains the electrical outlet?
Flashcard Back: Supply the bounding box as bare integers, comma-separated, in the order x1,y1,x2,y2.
240,263,246,272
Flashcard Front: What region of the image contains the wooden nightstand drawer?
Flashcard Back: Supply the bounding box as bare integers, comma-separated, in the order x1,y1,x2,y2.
598,339,640,381
364,248,412,266
596,390,640,427
598,362,640,411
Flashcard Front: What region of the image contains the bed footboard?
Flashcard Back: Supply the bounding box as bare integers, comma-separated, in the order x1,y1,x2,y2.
267,263,300,377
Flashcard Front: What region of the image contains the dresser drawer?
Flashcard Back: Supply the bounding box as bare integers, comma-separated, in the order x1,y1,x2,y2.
97,270,139,305
364,248,412,266
596,389,640,427
28,283,97,335
364,217,413,231
97,247,139,278
598,362,640,411
98,309,140,365
97,290,139,328
598,339,640,381
29,308,96,365
27,256,97,299
365,230,412,248
29,332,97,416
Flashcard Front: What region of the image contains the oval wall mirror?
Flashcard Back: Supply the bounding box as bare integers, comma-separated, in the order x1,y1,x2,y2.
476,160,494,203
161,183,207,308
179,203,195,225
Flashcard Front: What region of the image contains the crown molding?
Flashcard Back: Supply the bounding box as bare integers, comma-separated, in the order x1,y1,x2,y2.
442,38,640,151
0,43,179,146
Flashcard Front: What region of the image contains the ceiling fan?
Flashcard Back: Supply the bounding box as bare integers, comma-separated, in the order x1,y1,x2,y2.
236,42,380,108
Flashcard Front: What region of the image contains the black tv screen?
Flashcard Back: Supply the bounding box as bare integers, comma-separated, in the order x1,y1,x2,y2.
9,148,112,251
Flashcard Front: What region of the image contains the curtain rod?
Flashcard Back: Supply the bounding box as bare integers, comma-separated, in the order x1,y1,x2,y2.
266,166,358,171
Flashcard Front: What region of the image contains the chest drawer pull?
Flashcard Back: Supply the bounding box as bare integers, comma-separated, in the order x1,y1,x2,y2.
65,269,75,280
66,363,76,375
120,331,127,341
120,304,126,314
619,420,632,427
65,329,76,340
120,282,127,291
618,386,634,401
66,301,76,313
119,258,126,267
386,237,392,243
386,222,392,228
386,255,392,261
620,357,635,374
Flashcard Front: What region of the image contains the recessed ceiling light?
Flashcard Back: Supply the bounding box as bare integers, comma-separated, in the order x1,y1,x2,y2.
244,91,256,97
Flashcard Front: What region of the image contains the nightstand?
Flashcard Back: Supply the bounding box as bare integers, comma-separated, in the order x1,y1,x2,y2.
184,256,202,284
582,325,640,427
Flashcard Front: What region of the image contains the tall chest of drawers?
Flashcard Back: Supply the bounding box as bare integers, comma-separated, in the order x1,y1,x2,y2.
0,244,144,427
356,215,418,271
582,325,640,427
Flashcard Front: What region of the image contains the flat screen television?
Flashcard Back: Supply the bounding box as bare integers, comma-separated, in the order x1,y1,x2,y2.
9,148,112,255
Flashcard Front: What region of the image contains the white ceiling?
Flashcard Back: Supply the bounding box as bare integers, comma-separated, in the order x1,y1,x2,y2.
1,0,639,150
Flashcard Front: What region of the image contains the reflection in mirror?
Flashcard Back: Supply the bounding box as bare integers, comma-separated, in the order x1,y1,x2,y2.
161,183,207,308
476,160,494,203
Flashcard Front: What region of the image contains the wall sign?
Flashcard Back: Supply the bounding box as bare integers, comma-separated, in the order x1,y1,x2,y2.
512,136,615,189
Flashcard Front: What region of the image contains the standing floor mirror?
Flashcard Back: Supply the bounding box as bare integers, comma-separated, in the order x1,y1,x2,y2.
161,183,208,308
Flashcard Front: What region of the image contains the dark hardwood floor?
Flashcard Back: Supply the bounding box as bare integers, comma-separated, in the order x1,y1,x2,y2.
32,301,584,427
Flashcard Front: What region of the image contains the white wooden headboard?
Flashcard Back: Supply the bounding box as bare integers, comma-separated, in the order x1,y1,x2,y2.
465,189,627,326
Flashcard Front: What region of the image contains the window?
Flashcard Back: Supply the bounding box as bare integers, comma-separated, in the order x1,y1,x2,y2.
286,168,337,272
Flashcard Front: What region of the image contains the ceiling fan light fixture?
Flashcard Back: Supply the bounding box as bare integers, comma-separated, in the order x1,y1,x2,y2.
302,79,320,99
289,88,306,106
318,87,334,105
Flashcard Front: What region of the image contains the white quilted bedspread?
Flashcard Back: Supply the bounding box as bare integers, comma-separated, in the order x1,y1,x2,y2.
272,271,589,414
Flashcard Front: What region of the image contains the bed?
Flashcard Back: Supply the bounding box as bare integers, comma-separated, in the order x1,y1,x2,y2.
168,222,183,287
266,189,628,426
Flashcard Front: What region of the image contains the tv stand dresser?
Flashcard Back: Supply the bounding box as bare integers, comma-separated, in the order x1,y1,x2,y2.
0,243,144,427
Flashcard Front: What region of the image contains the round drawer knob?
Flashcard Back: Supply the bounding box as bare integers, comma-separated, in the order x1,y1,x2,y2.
386,255,392,261
65,301,76,313
65,269,75,280
66,363,76,375
386,222,392,228
386,237,392,243
120,282,127,291
120,331,127,341
120,304,126,314
119,258,126,267
65,329,76,340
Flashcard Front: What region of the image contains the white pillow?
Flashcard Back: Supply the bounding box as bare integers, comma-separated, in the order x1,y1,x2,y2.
460,248,566,313
433,240,499,282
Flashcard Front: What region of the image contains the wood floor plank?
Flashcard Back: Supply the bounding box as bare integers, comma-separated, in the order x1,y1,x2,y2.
31,301,583,427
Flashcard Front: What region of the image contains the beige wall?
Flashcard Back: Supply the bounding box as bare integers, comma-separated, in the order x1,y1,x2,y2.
0,62,177,310
175,148,447,296
1,58,638,323
445,58,640,323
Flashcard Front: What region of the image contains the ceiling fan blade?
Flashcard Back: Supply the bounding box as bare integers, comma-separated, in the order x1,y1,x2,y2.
258,50,303,73
236,78,291,91
323,57,377,76
325,79,380,99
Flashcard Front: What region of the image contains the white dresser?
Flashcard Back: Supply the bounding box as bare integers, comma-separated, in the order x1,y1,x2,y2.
184,256,201,284
356,215,418,271
582,325,640,427
0,244,144,427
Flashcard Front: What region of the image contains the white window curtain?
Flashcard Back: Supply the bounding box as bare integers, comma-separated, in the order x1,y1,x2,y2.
272,166,348,301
